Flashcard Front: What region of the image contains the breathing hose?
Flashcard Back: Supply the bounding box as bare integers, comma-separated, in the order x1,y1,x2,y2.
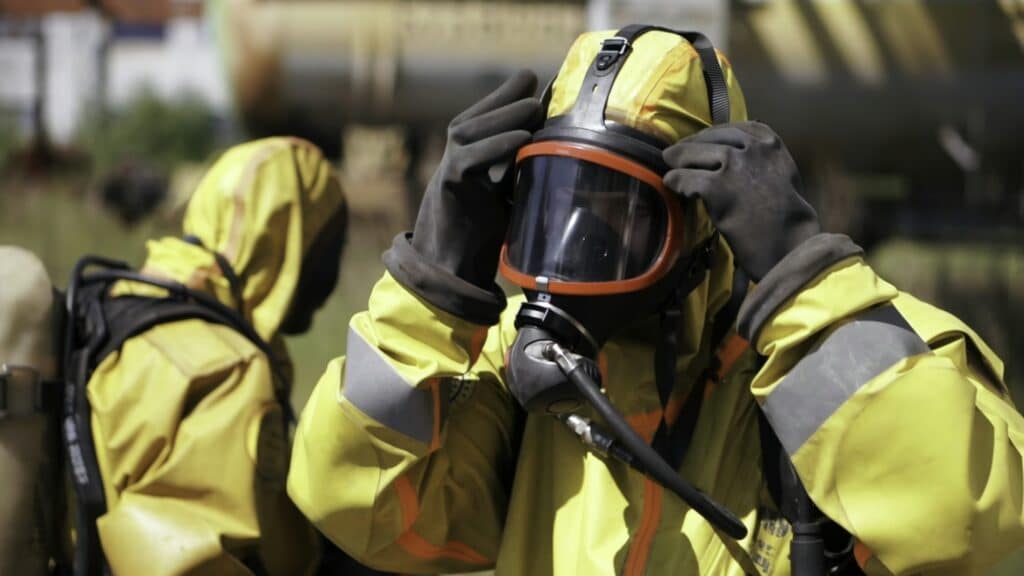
544,341,748,540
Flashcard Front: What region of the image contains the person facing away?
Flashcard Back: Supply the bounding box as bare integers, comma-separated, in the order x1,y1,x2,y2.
88,137,347,575
287,28,1024,575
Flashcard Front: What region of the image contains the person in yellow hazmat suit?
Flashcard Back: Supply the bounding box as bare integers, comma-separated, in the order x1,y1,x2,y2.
87,137,347,575
288,26,1024,576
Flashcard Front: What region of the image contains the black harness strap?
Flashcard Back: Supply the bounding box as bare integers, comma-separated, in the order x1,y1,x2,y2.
662,268,749,469
651,238,750,470
92,296,236,366
63,256,292,576
182,234,246,313
65,279,113,576
653,234,720,408
759,391,866,575
679,31,731,126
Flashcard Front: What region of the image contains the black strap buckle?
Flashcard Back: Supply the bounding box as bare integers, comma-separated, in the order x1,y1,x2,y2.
602,36,630,55
0,365,7,418
596,36,631,71
0,363,45,419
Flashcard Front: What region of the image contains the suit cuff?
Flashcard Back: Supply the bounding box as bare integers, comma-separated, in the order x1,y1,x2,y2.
738,233,864,344
383,232,506,326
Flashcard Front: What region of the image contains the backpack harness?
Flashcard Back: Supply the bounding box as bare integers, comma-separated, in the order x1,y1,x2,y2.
61,255,290,576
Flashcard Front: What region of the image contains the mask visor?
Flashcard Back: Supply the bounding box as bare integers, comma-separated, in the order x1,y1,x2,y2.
501,141,684,295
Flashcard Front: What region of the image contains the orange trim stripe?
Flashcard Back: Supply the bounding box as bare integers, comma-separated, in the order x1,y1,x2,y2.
854,540,873,569
393,476,490,566
516,141,666,191
668,335,749,425
704,335,749,400
597,352,609,386
703,380,718,401
717,335,749,375
395,532,490,566
625,479,663,576
663,390,690,428
468,327,488,364
394,476,419,532
625,409,663,444
429,379,442,452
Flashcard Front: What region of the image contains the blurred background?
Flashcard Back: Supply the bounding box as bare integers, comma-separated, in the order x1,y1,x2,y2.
0,0,1021,571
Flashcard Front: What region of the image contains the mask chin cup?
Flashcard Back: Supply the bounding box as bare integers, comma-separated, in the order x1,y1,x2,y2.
507,301,602,414
514,300,600,357
506,300,750,540
507,326,583,414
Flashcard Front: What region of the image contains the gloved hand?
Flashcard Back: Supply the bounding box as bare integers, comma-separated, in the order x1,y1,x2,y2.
662,121,820,282
383,70,541,325
411,69,541,288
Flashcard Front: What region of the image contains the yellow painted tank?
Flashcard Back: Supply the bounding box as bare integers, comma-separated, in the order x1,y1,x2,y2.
211,0,1024,167
210,0,586,152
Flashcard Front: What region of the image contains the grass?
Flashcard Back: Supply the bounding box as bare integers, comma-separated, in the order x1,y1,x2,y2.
0,174,394,411
285,212,393,405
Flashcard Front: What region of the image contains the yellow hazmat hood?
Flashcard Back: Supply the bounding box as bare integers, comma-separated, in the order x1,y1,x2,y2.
549,29,748,145
138,137,345,341
546,28,750,317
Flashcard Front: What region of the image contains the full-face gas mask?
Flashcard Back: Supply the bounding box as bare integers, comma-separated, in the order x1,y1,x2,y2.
498,25,747,538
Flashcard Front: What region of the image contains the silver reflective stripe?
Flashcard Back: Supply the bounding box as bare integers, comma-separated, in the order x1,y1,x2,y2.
764,304,930,454
343,327,446,444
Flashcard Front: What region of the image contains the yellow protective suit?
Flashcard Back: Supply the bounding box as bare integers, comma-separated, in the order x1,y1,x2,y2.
87,137,345,575
290,239,1024,576
288,31,1024,576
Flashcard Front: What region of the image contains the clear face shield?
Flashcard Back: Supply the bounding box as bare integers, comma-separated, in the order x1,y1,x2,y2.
500,141,685,295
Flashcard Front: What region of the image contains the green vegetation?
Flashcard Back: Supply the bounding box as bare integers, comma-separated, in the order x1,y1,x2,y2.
0,180,169,282
0,116,23,170
0,181,388,407
76,90,220,176
284,214,389,404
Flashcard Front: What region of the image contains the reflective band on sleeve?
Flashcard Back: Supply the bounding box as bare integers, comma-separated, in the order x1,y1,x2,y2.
763,304,930,454
342,327,448,445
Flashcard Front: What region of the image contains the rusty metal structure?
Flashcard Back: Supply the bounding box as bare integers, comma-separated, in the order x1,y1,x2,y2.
211,0,587,154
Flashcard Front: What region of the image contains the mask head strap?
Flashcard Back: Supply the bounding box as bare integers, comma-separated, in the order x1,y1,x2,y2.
536,25,731,169
677,30,731,126
570,24,729,127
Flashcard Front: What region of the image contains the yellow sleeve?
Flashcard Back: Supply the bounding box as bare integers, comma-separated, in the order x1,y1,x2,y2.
750,258,1024,575
288,272,519,574
88,320,318,576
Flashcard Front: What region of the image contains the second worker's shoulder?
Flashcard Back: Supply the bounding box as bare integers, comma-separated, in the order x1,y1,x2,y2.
135,318,264,379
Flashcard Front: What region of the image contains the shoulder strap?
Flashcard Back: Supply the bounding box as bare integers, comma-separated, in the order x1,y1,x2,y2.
92,296,239,368
758,385,865,575
62,256,291,576
653,266,749,468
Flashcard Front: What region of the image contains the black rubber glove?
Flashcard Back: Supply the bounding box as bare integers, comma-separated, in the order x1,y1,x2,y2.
662,121,821,282
384,70,541,324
